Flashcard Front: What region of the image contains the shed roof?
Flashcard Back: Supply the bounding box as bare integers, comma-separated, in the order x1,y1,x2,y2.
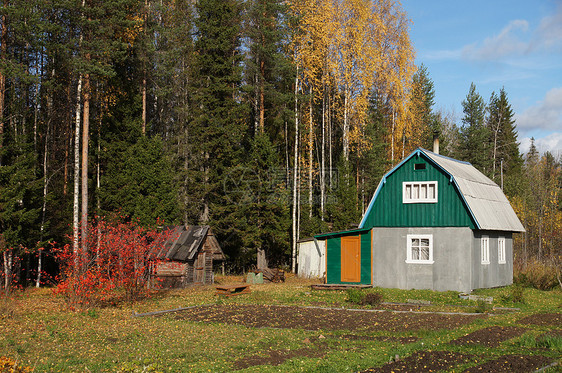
315,227,371,239
359,148,524,232
158,225,224,261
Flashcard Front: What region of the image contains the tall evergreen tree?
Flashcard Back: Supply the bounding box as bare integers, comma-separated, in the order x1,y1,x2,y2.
189,0,247,223
486,88,523,195
244,0,293,138
408,64,437,150
458,83,491,174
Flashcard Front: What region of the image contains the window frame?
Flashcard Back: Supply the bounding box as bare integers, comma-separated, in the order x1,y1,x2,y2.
498,237,506,264
481,236,490,264
406,234,434,264
403,181,438,203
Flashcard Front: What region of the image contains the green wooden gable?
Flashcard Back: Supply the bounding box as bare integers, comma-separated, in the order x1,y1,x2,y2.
360,150,476,229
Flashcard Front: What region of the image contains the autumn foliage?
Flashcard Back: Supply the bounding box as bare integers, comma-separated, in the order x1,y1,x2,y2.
54,218,172,308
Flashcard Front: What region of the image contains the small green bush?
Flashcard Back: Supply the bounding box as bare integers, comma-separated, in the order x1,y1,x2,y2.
501,284,525,304
346,288,364,304
474,299,491,313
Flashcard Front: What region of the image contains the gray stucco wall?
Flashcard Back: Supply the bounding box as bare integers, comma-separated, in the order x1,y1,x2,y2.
371,227,474,292
471,231,513,290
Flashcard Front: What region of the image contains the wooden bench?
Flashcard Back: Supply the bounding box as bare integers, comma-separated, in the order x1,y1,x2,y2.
215,284,251,297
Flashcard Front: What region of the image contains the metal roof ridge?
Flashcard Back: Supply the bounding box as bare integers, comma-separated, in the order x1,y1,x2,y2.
421,148,472,165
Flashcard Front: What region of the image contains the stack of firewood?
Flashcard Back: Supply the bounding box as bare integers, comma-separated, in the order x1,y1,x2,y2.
252,268,285,283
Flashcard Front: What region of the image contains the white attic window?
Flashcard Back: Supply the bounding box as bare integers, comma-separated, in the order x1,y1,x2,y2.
403,181,437,203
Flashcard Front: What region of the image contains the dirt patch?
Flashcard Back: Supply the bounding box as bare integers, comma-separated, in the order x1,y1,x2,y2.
338,334,418,343
518,313,562,327
233,347,325,370
450,326,527,347
462,354,554,372
173,304,484,332
359,350,473,372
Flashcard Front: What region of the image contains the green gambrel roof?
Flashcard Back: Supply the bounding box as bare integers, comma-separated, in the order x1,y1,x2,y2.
359,148,525,232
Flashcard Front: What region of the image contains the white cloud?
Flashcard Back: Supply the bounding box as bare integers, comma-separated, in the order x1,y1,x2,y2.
462,20,529,61
462,4,562,62
533,3,562,51
515,87,562,131
424,49,462,60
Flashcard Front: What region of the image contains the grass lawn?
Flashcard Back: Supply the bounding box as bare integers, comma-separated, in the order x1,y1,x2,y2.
1,275,561,372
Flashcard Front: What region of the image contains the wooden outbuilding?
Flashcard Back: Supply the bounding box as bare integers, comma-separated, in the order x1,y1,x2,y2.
296,237,326,279
152,225,225,287
315,146,524,292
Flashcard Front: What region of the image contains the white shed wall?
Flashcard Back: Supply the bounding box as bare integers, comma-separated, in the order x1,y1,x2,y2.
297,239,326,278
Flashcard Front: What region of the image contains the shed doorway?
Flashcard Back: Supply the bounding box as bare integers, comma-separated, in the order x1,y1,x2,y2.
341,236,361,282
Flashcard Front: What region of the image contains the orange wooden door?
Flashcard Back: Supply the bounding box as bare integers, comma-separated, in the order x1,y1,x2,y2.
341,236,361,282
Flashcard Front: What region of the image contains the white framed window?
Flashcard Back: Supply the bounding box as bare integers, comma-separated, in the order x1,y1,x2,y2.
481,236,490,264
403,181,438,203
406,234,434,264
498,237,506,264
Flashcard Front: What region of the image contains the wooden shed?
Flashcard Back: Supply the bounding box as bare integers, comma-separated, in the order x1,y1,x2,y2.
315,228,372,285
296,237,326,279
153,225,224,287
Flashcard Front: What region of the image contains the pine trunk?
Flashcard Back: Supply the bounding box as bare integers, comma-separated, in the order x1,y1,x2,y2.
0,10,6,155
259,59,265,133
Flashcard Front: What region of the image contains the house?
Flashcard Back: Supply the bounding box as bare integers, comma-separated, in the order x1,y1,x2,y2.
315,145,524,292
153,225,225,287
296,237,326,279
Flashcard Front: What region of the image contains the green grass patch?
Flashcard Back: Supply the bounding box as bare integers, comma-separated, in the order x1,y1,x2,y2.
1,278,561,372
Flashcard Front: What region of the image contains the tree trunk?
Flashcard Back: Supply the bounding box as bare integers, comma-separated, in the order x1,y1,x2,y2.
3,250,12,294
37,120,50,287
259,59,265,134
142,73,147,135
308,87,313,218
320,80,325,221
391,109,395,163
343,88,349,162
291,69,299,273
81,73,90,253
0,9,6,156
73,74,83,259
328,88,332,189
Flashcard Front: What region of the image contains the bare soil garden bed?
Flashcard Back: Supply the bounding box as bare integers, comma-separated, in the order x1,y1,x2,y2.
173,304,484,332
462,354,554,372
518,313,562,327
449,326,528,347
359,351,474,372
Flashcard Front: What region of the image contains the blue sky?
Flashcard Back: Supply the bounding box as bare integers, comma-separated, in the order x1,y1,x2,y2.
402,0,562,157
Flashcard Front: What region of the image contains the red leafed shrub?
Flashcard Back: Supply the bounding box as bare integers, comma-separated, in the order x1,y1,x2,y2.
54,217,173,308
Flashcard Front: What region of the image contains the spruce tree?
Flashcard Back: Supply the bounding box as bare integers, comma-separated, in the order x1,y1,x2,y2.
409,64,437,149
487,88,523,196
458,83,491,174
189,0,247,223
